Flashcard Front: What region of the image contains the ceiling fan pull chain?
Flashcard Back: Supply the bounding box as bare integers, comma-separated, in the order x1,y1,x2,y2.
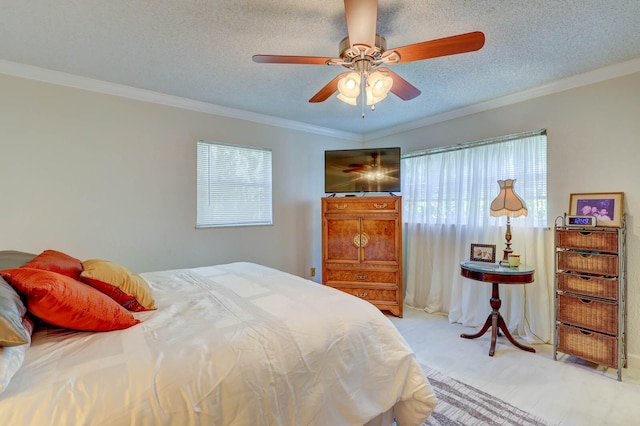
361,74,365,119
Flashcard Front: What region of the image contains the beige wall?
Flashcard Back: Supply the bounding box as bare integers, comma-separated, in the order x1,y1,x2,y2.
368,71,640,366
0,73,357,276
3,68,639,366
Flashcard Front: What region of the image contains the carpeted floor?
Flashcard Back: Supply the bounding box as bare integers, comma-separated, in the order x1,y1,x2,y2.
422,366,552,426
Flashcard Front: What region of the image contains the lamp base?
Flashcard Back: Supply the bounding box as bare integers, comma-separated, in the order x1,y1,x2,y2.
500,216,513,266
499,249,512,266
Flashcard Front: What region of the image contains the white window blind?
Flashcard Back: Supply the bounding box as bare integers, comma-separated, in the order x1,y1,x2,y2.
197,141,272,228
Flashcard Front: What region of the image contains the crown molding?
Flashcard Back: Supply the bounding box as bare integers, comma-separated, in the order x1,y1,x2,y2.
364,57,640,141
2,57,638,143
0,60,362,142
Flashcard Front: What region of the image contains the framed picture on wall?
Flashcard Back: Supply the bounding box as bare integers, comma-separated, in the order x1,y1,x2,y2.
569,192,624,227
470,243,496,263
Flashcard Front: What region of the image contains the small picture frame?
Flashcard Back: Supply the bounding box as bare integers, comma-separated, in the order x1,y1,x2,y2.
569,192,624,227
470,243,497,263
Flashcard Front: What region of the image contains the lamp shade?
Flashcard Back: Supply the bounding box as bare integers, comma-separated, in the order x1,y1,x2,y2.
337,93,358,105
490,179,528,217
337,72,361,104
366,71,393,105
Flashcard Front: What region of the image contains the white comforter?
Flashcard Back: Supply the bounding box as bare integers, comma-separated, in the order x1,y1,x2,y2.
0,262,436,425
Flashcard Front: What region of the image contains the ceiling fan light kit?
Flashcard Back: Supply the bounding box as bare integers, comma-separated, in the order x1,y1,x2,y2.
366,71,393,105
337,93,358,106
337,71,362,105
335,66,393,109
252,0,485,116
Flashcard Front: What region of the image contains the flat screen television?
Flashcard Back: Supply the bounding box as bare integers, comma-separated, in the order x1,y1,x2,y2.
324,147,401,194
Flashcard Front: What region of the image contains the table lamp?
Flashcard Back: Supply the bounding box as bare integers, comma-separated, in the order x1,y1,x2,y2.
490,179,528,266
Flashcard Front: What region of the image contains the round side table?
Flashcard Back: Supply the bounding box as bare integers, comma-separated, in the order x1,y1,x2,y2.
459,260,536,357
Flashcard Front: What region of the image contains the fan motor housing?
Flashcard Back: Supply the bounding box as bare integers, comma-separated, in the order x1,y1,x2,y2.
339,34,387,60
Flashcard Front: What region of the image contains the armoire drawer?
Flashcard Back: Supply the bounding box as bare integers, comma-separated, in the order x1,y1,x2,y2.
329,285,398,303
557,271,618,301
557,251,618,276
556,229,618,253
323,198,400,214
557,323,618,369
557,294,618,335
325,268,397,285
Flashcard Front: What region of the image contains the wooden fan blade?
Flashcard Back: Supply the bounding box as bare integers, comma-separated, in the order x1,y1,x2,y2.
378,68,421,100
344,0,377,50
388,31,485,64
309,72,349,103
252,55,337,65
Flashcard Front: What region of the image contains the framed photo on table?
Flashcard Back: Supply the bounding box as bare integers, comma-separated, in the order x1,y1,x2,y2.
569,192,624,227
470,243,496,263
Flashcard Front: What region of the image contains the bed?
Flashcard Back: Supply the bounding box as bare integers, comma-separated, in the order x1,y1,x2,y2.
0,251,436,425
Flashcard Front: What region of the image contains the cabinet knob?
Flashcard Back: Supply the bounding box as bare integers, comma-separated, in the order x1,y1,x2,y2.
374,203,387,209
354,291,369,298
334,204,347,210
355,273,368,280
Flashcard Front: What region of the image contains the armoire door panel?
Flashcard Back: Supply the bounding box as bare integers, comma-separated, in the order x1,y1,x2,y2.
362,218,398,262
325,218,361,262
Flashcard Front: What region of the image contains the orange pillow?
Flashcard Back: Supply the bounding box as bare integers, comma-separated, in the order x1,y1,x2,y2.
80,259,156,312
0,268,140,332
21,250,83,280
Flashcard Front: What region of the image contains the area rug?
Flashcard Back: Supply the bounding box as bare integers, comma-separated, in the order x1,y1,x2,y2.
422,367,551,426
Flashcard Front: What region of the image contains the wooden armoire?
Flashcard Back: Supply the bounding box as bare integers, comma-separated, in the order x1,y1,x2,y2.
321,196,402,317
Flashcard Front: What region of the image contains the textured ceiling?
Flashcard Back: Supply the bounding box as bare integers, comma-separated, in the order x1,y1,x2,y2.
1,1,640,136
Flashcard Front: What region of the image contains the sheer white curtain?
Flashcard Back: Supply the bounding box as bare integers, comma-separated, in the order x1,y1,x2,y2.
402,130,552,343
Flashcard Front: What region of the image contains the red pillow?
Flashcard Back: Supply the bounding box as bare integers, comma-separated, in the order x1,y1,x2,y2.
21,250,83,280
0,268,140,332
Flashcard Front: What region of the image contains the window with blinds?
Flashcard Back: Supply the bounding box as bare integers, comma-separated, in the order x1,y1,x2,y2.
196,141,273,228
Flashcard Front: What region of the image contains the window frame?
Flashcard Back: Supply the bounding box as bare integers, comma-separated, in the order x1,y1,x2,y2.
196,140,273,229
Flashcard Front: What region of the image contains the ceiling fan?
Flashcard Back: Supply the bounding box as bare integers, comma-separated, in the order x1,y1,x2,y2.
252,0,485,108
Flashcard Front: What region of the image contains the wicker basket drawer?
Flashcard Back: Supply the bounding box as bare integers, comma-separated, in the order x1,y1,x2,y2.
557,323,618,369
557,251,618,276
556,229,618,252
330,285,398,303
557,272,618,300
557,294,617,335
325,268,397,284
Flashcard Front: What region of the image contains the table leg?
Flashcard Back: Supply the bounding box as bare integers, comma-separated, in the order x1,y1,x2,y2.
497,314,536,353
460,313,492,339
460,282,536,356
489,311,498,356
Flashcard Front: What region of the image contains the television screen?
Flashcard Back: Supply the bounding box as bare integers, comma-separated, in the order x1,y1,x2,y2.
325,147,401,194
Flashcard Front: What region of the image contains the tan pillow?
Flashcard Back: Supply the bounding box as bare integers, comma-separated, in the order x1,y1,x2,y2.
80,259,156,311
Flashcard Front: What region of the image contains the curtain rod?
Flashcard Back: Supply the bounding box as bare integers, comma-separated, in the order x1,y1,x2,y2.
401,128,547,159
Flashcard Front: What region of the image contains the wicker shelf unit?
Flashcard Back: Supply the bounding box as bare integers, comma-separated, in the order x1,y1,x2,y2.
553,218,627,380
